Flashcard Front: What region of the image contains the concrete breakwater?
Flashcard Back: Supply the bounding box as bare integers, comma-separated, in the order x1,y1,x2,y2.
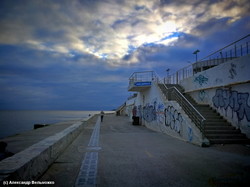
0,115,96,182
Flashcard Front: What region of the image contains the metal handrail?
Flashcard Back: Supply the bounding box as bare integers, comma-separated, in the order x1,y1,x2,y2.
128,71,159,91
128,70,206,135
157,77,206,135
129,71,156,81
199,34,250,62
171,86,205,121
165,34,250,84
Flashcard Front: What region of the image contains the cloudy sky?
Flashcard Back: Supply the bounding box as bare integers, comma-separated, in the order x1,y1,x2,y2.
0,0,249,110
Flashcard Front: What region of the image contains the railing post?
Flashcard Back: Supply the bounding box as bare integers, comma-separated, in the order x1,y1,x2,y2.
201,119,205,139
241,45,243,56
247,42,249,54
235,44,237,57
176,72,178,84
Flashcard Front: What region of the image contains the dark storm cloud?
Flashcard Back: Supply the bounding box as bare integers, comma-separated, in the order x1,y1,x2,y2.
0,0,249,110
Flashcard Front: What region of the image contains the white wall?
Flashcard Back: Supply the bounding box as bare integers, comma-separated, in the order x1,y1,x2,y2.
128,81,207,146
125,97,136,122
180,55,250,137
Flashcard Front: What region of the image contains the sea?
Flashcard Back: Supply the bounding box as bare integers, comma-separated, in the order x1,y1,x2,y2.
0,110,105,139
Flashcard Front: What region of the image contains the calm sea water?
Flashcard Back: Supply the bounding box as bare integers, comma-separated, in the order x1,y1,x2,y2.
0,110,102,139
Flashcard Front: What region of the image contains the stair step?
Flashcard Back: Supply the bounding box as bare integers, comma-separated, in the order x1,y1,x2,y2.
185,98,195,102
194,104,210,107
159,83,250,145
194,105,216,112
206,134,246,139
205,129,241,134
205,116,227,122
196,109,215,113
205,126,236,130
197,108,216,112
203,115,223,119
185,98,196,104
203,115,222,119
205,119,227,122
205,121,230,125
200,113,219,117
209,139,250,144
199,113,218,116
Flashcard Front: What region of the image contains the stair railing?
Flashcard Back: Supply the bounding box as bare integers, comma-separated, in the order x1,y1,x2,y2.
158,79,206,137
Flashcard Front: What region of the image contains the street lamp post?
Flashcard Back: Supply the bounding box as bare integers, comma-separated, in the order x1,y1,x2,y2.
166,68,170,76
166,68,170,84
193,49,200,62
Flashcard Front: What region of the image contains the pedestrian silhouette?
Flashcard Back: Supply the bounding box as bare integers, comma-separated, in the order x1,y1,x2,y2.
100,111,105,122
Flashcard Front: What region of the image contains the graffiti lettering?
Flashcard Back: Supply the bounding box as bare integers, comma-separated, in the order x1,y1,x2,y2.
228,63,237,79
214,78,223,84
156,103,165,124
194,74,208,86
212,89,250,121
198,90,207,101
188,126,193,142
143,102,156,122
164,106,183,134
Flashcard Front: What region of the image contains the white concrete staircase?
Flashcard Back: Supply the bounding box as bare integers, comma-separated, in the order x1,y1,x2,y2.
159,83,250,145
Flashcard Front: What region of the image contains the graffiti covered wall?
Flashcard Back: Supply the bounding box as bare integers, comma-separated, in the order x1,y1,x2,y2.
181,55,250,92
212,88,250,122
130,81,205,146
212,85,250,136
180,55,250,137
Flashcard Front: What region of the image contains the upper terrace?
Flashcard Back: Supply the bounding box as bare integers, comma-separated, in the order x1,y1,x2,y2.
128,34,250,91
128,71,159,92
165,34,250,84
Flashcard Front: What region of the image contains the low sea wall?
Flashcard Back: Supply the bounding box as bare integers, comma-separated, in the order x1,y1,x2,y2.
0,115,95,182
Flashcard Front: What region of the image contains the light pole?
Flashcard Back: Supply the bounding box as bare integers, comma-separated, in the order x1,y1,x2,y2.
193,49,200,62
165,68,170,84
166,68,170,76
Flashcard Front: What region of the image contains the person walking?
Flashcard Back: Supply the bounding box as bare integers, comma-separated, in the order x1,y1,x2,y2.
100,111,105,122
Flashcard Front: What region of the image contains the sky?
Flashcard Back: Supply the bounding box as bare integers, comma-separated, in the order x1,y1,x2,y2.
0,0,249,110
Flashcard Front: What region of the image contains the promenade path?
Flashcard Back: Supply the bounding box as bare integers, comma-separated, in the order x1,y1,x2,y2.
39,114,250,187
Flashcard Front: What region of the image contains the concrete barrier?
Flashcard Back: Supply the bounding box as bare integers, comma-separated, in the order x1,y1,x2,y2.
0,118,90,182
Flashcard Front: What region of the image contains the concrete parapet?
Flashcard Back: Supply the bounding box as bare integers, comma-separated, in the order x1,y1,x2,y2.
0,119,87,182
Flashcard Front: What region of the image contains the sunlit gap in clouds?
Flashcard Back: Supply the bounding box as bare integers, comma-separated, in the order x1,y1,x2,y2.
87,31,181,62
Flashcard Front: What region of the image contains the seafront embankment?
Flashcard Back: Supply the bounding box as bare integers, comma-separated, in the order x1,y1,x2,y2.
1,113,250,186
43,114,250,186
0,114,98,182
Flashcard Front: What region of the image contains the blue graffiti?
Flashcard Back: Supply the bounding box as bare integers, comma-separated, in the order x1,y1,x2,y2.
228,63,237,79
198,90,207,101
188,126,193,142
156,103,165,124
212,89,250,121
164,106,182,134
194,74,208,86
143,102,156,122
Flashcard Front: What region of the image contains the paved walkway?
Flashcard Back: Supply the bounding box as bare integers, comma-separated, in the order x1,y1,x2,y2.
39,114,250,187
